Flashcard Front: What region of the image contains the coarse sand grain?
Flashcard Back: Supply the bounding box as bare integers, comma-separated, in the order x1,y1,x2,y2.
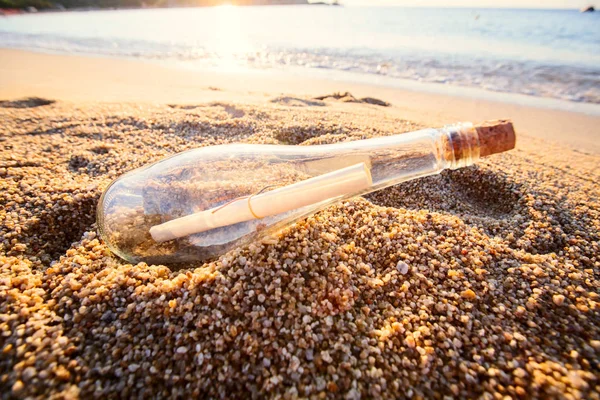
1,98,599,399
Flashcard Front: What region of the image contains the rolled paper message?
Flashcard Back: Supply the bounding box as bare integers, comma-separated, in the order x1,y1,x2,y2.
150,162,373,242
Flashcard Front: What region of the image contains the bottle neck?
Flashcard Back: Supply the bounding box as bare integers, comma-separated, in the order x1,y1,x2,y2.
439,123,481,169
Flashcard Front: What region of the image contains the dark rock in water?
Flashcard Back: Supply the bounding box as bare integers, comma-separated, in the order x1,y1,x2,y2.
580,5,594,12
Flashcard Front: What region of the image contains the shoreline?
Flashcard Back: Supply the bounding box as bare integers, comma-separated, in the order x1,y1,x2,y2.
1,48,600,154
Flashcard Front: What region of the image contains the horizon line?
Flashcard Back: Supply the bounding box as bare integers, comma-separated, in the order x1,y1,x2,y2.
306,1,597,10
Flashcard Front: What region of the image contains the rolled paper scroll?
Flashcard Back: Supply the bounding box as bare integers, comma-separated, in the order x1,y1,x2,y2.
150,162,373,242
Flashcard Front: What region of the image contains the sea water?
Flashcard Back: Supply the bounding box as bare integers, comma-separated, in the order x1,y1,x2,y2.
0,6,598,103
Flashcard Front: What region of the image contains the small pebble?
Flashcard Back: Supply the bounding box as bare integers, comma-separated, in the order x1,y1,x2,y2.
553,294,565,306
12,380,24,394
396,261,409,275
461,289,477,300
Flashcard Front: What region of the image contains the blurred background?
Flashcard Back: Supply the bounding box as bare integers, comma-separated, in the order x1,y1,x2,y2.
1,0,599,105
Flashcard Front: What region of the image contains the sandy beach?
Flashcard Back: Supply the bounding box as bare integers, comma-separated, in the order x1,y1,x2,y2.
1,49,599,398
2,49,600,154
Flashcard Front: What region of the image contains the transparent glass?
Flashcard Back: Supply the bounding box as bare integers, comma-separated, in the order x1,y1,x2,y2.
97,123,480,265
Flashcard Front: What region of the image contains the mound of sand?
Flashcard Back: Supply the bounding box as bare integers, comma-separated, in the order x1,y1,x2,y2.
1,98,598,399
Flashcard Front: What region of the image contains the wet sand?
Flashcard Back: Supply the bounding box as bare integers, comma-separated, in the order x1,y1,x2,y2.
1,52,599,399
1,49,600,154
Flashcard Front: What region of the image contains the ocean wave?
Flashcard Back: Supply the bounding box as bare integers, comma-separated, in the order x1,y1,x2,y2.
1,31,599,104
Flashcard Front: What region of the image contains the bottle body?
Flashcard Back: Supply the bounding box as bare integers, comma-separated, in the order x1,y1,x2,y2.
97,123,481,265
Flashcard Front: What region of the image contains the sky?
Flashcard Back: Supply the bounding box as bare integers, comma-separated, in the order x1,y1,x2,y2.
324,0,596,8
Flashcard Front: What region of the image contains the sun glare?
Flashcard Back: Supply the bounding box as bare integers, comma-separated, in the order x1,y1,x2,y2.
211,3,254,71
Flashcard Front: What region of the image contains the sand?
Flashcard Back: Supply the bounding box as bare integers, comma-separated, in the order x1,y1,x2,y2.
1,51,600,399
1,49,600,155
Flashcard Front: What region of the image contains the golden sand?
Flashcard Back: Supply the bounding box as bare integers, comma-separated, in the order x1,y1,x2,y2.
1,98,599,398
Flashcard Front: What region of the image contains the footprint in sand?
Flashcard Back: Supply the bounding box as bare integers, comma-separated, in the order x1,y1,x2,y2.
0,97,55,108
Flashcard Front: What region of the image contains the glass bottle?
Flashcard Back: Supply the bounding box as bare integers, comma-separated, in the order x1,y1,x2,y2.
97,120,515,265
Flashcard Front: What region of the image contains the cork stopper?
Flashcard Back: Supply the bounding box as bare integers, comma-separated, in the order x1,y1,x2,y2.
475,120,516,157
